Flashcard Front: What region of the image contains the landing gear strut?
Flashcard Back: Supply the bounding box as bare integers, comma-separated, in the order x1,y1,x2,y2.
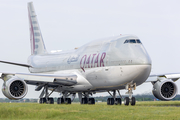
107,90,122,105
39,84,56,104
124,82,136,106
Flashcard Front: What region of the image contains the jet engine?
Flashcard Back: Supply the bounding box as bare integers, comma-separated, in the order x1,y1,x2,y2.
152,80,178,101
2,76,28,100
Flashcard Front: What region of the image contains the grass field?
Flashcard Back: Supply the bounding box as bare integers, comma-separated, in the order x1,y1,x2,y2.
0,101,180,120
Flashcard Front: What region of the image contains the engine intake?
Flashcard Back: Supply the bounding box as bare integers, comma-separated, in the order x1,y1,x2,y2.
2,76,28,100
152,80,178,101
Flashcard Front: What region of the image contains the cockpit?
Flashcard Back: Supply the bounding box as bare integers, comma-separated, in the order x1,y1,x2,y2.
124,39,142,44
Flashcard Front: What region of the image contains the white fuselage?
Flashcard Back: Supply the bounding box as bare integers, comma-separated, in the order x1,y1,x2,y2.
28,35,152,92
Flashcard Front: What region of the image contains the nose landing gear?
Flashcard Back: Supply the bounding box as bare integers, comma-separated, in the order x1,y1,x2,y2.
124,82,136,106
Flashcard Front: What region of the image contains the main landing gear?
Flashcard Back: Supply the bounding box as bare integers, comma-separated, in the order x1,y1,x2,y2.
124,82,136,106
78,92,95,105
38,84,74,104
107,90,122,105
39,97,54,104
39,85,55,104
56,92,75,104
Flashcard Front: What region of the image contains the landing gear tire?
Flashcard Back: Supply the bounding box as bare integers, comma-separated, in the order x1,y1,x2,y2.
110,98,114,105
92,98,95,104
39,98,54,104
107,98,114,105
82,98,88,104
39,98,46,104
47,98,54,104
131,97,136,106
124,97,129,106
65,98,71,104
57,97,64,104
43,98,47,103
115,98,121,105
88,98,95,104
39,98,47,104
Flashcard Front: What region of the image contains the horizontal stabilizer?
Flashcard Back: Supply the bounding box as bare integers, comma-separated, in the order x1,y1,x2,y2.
0,60,31,67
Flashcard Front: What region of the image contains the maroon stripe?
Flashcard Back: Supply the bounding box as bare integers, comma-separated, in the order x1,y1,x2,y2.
28,7,35,54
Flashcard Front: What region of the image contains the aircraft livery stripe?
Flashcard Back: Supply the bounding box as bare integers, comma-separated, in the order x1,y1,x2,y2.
28,6,35,54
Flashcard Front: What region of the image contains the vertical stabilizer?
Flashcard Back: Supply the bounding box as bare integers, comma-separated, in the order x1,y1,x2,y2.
28,2,47,55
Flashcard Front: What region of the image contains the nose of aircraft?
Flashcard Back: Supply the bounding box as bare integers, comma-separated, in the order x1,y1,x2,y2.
139,51,152,65
132,44,152,85
133,44,152,66
131,46,152,85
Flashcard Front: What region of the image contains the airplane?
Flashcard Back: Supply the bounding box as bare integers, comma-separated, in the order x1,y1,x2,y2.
0,2,180,106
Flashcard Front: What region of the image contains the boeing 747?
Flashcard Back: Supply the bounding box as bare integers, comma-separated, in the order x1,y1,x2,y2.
1,2,180,106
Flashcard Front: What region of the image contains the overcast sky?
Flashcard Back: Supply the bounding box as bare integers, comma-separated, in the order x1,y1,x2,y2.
0,0,180,98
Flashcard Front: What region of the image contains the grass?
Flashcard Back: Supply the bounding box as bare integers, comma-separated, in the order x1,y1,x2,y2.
0,101,180,120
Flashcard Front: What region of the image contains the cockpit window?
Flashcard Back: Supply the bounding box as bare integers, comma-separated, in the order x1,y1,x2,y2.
136,39,142,43
124,39,142,44
130,40,136,43
124,40,129,43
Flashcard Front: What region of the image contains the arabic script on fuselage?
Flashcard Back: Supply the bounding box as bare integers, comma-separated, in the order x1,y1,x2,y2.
67,55,80,64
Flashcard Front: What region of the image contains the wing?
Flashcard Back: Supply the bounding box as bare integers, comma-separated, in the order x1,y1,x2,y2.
145,73,180,101
146,73,180,82
0,72,77,86
0,70,94,100
0,72,78,100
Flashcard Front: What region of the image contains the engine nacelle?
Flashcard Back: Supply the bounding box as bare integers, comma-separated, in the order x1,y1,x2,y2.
2,76,28,100
152,80,178,101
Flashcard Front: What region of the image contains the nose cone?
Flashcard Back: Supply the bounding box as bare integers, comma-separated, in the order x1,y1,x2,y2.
131,44,152,66
138,51,152,65
134,64,152,86
130,46,152,85
129,43,152,85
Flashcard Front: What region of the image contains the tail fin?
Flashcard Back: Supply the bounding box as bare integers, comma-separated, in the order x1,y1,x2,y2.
27,2,47,55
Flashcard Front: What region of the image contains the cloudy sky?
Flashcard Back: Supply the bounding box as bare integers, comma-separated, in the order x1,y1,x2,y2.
0,0,180,98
